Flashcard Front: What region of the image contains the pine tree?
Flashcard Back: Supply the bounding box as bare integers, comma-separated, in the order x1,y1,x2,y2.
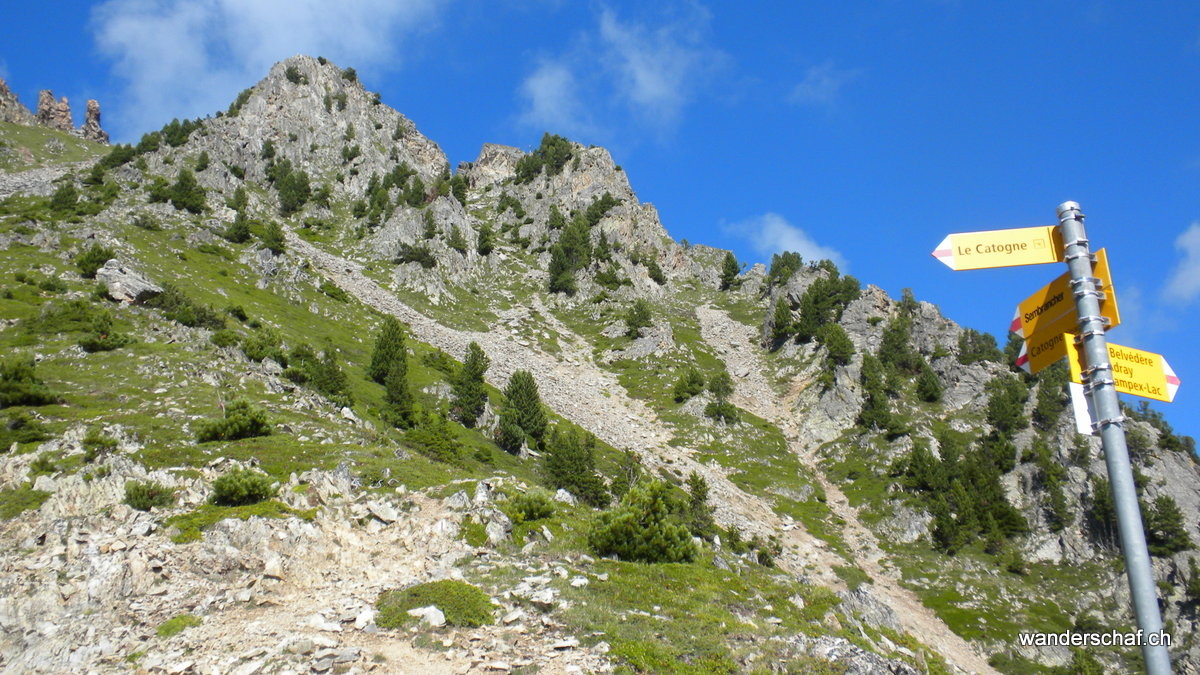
170,169,206,213
916,363,943,402
816,323,855,366
685,471,716,540
476,223,495,255
384,358,416,428
719,251,739,290
1146,495,1193,556
770,300,793,348
543,426,608,506
673,367,705,402
503,370,547,443
368,317,406,384
452,342,489,428
625,299,652,338
261,221,285,255
588,480,696,563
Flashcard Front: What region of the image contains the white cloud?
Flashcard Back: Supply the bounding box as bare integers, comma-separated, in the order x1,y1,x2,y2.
597,7,720,127
516,4,725,138
90,0,445,139
1164,222,1200,303
517,59,596,139
789,61,860,106
733,213,847,270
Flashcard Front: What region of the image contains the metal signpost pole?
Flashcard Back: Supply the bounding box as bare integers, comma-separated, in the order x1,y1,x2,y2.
1056,201,1171,674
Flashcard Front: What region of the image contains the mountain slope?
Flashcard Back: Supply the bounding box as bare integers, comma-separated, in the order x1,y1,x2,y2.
1,54,1198,674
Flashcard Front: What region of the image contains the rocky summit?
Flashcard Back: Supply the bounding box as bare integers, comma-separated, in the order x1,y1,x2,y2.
0,55,1198,674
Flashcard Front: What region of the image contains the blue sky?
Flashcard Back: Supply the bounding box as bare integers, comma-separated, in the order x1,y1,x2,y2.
3,1,1199,441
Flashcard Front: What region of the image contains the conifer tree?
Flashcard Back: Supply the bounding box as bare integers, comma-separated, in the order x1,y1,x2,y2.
685,471,716,540
368,317,406,384
543,426,608,506
261,221,285,255
452,342,489,427
719,251,739,290
588,480,696,563
916,363,943,402
770,300,793,348
384,358,416,428
503,370,547,442
672,367,705,402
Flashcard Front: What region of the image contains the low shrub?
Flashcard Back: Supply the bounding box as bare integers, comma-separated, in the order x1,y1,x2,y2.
505,490,555,524
376,580,494,628
210,468,276,506
124,480,175,511
588,481,696,563
75,243,116,279
82,429,118,462
1,412,50,446
0,358,57,408
195,399,271,443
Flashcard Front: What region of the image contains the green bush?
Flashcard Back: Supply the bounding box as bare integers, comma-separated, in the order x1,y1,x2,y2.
0,485,52,520
124,480,175,511
78,311,133,353
672,367,705,403
0,358,57,408
222,217,251,244
210,329,239,348
394,243,436,268
148,285,226,330
196,399,271,443
506,490,555,524
1,412,50,447
588,480,697,563
376,580,494,628
75,243,115,279
210,468,276,506
240,327,286,365
82,428,118,462
624,299,652,338
403,413,459,463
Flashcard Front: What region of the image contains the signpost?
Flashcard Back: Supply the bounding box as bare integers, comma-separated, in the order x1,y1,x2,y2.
1017,334,1182,403
1010,248,1119,340
1066,339,1181,404
933,203,1177,674
931,225,1064,270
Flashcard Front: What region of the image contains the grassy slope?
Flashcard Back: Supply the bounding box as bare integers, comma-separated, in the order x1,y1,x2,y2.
0,121,104,171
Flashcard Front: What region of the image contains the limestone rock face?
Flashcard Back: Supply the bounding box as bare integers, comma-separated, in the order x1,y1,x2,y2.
0,78,36,125
81,99,109,143
36,90,73,131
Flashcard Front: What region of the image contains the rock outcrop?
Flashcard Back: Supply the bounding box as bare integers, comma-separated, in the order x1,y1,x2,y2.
0,78,36,125
0,78,108,143
36,90,73,131
81,99,109,143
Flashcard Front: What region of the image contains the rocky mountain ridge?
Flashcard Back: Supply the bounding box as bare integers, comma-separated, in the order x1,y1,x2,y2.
1,54,1198,674
0,77,108,144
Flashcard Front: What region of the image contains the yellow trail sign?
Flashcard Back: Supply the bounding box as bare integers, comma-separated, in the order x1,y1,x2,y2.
932,225,1064,271
1066,340,1181,403
1017,334,1181,403
1010,248,1120,340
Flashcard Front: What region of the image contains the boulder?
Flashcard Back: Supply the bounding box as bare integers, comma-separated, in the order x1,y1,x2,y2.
95,260,162,304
